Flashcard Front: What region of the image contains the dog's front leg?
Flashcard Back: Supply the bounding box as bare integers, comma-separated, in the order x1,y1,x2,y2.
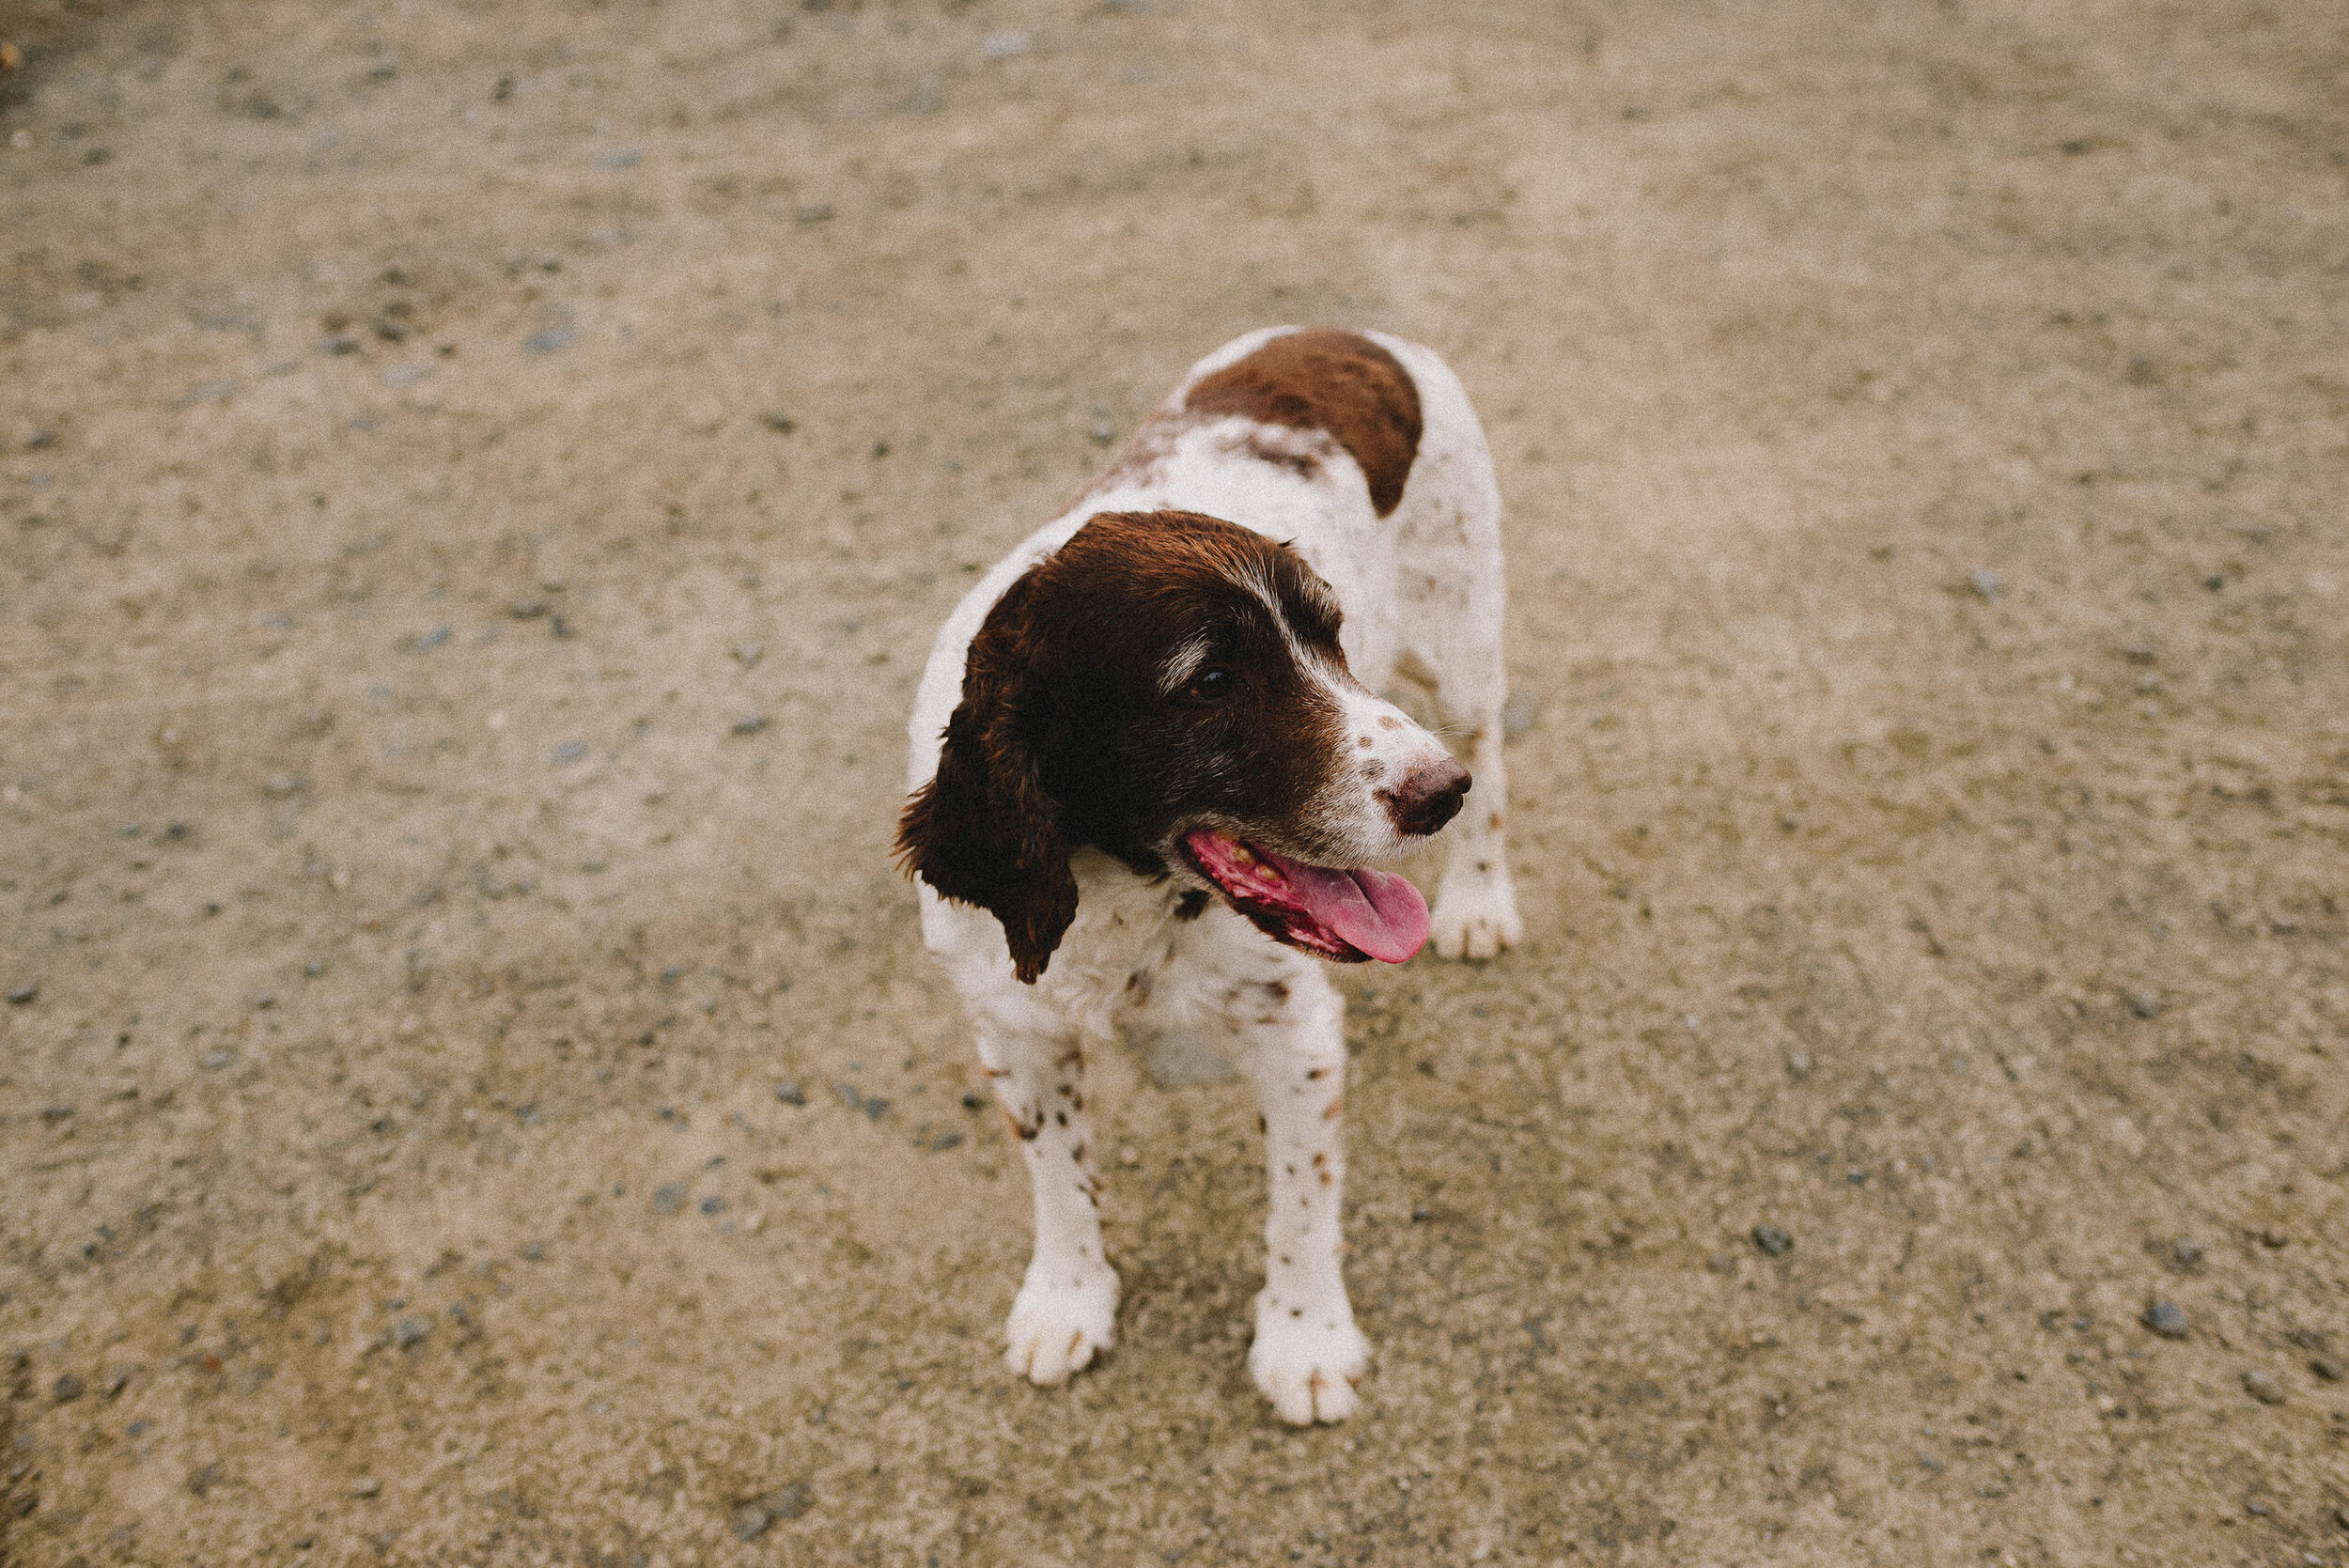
1227,964,1372,1423
978,1026,1119,1386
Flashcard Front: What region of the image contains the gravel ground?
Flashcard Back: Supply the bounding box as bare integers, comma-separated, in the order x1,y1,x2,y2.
3,2,2345,1564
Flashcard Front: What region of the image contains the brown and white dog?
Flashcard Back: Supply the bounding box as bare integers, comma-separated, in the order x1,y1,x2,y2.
897,327,1520,1423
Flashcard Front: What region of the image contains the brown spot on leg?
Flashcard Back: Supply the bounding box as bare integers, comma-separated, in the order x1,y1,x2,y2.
1321,1096,1345,1120
1185,329,1423,516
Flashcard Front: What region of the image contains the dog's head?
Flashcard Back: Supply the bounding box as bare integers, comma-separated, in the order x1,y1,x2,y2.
896,509,1469,982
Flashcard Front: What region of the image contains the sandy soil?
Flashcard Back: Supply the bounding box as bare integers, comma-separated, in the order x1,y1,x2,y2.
4,1,2347,1563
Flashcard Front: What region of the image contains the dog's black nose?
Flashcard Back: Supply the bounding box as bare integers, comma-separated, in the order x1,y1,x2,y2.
1381,757,1470,837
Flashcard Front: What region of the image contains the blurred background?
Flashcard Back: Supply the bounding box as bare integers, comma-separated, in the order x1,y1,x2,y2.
2,2,2344,1563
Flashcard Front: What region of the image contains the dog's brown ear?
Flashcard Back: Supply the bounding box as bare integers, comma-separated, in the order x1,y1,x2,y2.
895,573,1078,984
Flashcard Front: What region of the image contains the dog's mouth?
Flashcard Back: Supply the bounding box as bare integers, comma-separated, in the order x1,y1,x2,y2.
1180,829,1429,964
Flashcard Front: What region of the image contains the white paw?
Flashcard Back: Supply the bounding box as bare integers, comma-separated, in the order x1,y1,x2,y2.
1003,1264,1119,1387
1249,1297,1371,1424
1429,871,1522,961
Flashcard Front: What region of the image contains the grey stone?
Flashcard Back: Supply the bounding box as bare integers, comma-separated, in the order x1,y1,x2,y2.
1968,567,2001,600
2310,1356,2342,1382
832,1082,861,1110
775,1081,805,1107
352,1476,381,1498
733,1502,773,1542
651,1182,689,1216
861,1096,890,1122
699,1196,726,1216
2141,1300,2188,1340
2123,988,2162,1019
931,1131,964,1152
1751,1224,1793,1257
53,1374,83,1403
392,1316,429,1349
730,715,770,737
2242,1369,2283,1405
5,984,36,1005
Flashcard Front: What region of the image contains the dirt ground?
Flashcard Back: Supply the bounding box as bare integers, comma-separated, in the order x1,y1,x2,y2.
3,1,2346,1563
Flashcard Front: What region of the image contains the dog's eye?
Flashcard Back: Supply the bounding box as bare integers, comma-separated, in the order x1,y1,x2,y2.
1184,666,1236,703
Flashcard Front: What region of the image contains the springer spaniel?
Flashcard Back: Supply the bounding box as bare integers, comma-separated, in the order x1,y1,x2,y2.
897,327,1521,1423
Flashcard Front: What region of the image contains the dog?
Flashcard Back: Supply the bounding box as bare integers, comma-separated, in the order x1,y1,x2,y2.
896,327,1520,1423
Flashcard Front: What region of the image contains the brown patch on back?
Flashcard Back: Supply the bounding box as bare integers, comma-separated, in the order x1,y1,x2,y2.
1185,329,1423,516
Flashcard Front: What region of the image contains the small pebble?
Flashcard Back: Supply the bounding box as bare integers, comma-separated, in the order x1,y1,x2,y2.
2312,1356,2342,1382
759,411,796,434
730,715,770,737
519,1241,544,1262
2242,1369,2283,1405
392,1316,429,1349
699,1196,726,1216
930,1131,964,1151
960,1090,983,1110
2142,1300,2188,1340
53,1374,84,1404
733,1503,774,1543
201,1049,234,1070
352,1477,381,1498
1751,1224,1793,1257
775,1081,805,1107
832,1082,861,1111
862,1096,890,1122
651,1182,688,1216
2123,988,2162,1019
1968,567,2001,600
5,983,36,1005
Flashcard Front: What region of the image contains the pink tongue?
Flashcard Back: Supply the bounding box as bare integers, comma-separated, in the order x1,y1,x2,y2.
1275,857,1430,964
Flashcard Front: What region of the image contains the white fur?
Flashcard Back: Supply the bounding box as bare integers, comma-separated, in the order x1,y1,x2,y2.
906,328,1521,1422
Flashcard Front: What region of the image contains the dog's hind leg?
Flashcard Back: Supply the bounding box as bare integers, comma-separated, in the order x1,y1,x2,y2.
975,1023,1119,1387
1377,338,1524,961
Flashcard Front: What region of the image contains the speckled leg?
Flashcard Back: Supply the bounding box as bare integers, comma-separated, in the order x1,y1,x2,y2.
1221,961,1371,1423
977,1028,1117,1386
